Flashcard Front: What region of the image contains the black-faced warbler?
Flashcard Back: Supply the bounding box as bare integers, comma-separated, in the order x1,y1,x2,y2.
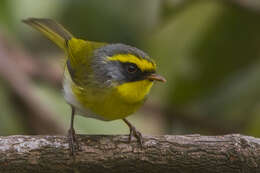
23,18,166,154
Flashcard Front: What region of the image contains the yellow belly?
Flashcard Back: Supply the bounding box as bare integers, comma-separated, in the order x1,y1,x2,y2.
71,80,153,120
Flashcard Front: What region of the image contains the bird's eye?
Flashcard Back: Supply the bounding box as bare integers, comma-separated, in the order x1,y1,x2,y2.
127,64,138,73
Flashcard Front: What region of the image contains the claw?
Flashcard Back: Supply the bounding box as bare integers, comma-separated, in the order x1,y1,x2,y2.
67,106,81,156
129,126,143,146
68,128,80,155
123,118,143,147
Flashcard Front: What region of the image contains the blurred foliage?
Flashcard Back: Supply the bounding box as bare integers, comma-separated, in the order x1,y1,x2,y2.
0,81,25,134
0,0,260,137
149,0,260,135
61,0,160,45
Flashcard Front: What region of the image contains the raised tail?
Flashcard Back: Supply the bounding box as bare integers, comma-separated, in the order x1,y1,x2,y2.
23,18,74,51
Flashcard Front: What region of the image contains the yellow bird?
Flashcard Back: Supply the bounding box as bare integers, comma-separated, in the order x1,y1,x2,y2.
23,18,166,154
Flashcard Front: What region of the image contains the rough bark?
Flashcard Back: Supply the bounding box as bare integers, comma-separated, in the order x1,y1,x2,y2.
0,134,260,173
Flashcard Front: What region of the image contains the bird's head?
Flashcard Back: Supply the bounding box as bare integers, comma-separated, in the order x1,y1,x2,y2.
92,43,166,103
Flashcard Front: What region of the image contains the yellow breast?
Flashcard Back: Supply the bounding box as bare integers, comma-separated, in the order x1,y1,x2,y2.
71,79,153,121
115,80,153,104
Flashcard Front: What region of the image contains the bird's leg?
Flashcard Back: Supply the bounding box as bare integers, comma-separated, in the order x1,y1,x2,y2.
68,106,80,155
123,118,143,146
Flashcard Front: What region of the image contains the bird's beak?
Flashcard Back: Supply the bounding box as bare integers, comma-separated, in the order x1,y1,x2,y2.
147,73,166,82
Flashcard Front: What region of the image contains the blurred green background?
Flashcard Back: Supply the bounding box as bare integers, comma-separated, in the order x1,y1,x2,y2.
1,0,260,137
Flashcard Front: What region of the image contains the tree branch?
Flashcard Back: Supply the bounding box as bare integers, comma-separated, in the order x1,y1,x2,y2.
0,134,260,173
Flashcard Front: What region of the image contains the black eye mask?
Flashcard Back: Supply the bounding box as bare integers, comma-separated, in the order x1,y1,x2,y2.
121,62,155,82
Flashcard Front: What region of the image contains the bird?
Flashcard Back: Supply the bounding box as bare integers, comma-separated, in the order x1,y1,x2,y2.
23,18,166,155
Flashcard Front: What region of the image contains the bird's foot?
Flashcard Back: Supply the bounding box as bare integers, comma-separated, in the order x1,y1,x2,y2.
123,118,143,147
128,124,143,147
68,128,80,155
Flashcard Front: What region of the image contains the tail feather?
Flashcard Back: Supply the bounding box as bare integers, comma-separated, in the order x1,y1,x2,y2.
23,18,74,51
23,18,107,85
